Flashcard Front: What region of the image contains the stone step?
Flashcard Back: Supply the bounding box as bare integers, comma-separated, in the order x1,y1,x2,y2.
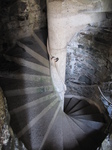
70,118,106,145
4,85,54,97
70,104,100,116
64,95,108,148
64,97,71,111
20,101,60,150
68,100,90,115
73,114,105,122
40,103,62,150
0,58,49,76
11,97,58,136
4,55,50,75
65,98,82,114
16,98,59,138
10,92,56,114
62,113,81,150
64,97,90,114
0,77,52,91
0,73,51,83
7,91,54,111
77,119,106,130
19,35,48,58
17,41,49,68
66,116,97,150
34,28,48,46
64,98,72,113
32,31,47,53
5,44,46,67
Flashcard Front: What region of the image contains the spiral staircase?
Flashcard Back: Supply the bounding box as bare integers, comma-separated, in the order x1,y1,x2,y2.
0,28,111,150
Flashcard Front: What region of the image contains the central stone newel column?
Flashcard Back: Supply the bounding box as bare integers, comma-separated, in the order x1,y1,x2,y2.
47,0,111,108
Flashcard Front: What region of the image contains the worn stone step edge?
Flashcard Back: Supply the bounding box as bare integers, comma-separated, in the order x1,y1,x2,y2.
32,31,47,53
17,98,59,138
4,55,50,76
17,41,49,68
4,85,54,97
39,102,61,150
10,92,56,115
0,73,51,83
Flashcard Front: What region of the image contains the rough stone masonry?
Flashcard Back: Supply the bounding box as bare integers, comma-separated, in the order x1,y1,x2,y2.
65,13,112,118
0,0,47,52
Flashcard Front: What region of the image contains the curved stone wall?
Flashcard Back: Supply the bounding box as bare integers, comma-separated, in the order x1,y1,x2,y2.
65,13,112,117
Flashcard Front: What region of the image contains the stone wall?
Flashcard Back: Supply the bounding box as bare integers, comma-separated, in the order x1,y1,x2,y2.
0,0,47,52
65,13,112,117
66,12,112,88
